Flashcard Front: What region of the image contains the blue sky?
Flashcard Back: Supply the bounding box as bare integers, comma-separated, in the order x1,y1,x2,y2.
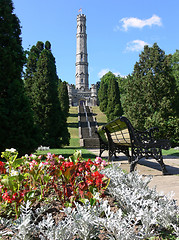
13,0,178,85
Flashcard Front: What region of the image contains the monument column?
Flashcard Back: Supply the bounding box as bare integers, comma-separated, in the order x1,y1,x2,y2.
75,14,89,90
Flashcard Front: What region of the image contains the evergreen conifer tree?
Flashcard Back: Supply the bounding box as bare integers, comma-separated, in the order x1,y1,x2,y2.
98,80,108,113
98,72,113,113
124,43,178,145
25,41,70,147
0,0,39,155
117,75,129,109
171,49,179,91
58,79,70,119
24,41,44,105
98,71,123,121
106,77,123,121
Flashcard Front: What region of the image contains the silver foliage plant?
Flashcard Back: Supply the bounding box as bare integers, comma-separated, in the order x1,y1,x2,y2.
102,164,179,239
0,164,178,240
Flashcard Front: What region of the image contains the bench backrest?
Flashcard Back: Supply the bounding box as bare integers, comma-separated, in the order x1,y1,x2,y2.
97,126,108,144
103,117,131,146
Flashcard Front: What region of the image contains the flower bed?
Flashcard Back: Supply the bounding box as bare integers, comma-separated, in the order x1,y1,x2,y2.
0,149,109,218
0,149,178,239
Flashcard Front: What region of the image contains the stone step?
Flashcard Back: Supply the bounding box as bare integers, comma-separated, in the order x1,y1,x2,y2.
80,138,100,149
78,105,99,148
81,128,98,138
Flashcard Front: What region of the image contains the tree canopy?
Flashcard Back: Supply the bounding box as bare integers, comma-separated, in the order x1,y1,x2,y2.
24,41,70,147
98,71,123,121
98,73,110,113
106,77,123,121
58,80,70,120
171,49,179,91
0,0,39,155
123,43,178,145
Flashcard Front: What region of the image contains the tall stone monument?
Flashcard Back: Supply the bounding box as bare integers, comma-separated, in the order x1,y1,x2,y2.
68,13,97,106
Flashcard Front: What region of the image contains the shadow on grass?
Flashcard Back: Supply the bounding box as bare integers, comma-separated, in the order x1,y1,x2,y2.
68,122,79,128
69,113,78,118
170,153,179,157
97,122,108,126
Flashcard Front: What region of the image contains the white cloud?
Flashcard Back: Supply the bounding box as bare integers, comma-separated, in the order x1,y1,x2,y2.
126,40,150,52
98,69,110,78
113,72,121,77
98,69,124,78
119,14,162,31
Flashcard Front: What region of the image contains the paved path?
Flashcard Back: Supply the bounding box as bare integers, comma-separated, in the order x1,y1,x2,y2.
88,149,179,204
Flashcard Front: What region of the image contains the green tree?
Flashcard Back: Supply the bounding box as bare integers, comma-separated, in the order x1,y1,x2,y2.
171,49,179,90
98,72,114,113
106,77,123,121
124,43,178,146
95,81,100,106
117,75,129,109
58,79,70,119
24,41,44,105
25,41,70,147
45,40,51,50
98,80,108,112
0,0,39,155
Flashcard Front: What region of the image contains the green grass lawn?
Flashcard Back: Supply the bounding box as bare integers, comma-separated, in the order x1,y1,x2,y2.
36,106,179,158
36,147,97,161
67,106,80,147
163,148,179,157
91,106,107,126
36,106,97,161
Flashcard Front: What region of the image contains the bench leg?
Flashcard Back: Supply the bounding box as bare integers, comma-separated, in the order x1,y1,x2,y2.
128,156,132,163
127,148,132,163
130,157,139,172
99,149,103,157
108,149,113,161
157,156,168,175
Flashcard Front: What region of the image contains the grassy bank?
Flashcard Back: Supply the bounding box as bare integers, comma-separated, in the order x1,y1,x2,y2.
163,148,179,157
36,106,179,158
36,106,98,161
36,148,97,161
67,106,80,147
91,106,107,126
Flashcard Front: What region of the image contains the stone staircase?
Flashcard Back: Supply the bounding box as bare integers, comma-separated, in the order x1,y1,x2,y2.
78,106,100,148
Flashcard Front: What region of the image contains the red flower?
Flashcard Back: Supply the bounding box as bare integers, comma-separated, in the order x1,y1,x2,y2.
78,167,83,172
20,192,25,197
91,171,105,188
86,178,93,185
12,192,18,201
0,161,6,174
65,162,74,168
85,159,94,169
60,161,74,171
92,171,103,178
2,191,12,203
95,178,103,186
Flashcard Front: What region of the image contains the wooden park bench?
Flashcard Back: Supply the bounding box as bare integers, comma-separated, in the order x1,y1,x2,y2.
96,116,170,175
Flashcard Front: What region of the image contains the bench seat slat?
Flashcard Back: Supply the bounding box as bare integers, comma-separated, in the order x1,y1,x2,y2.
111,130,131,146
105,119,127,133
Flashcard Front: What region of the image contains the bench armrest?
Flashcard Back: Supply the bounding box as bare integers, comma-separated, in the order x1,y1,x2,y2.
135,127,159,139
134,129,154,144
148,127,159,138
